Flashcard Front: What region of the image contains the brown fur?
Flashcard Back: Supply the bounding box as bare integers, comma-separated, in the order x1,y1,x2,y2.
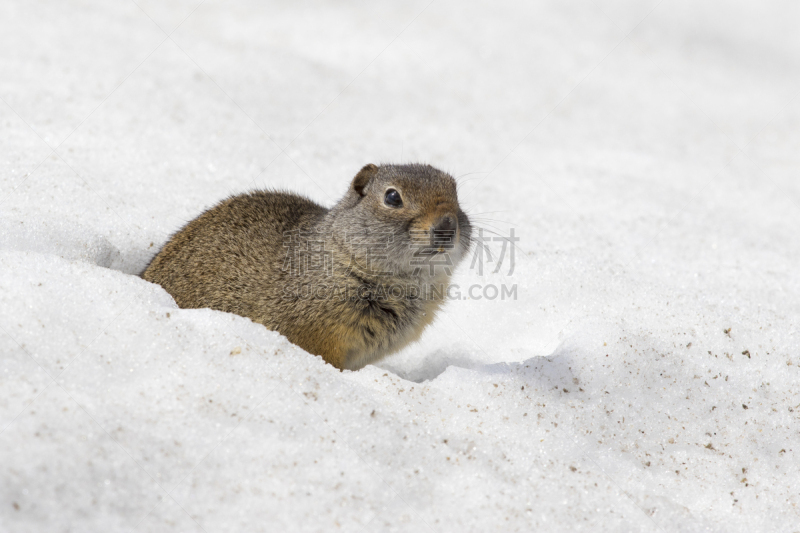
142,163,472,370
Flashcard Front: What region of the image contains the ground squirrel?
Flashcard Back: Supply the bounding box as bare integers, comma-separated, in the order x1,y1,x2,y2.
142,163,472,370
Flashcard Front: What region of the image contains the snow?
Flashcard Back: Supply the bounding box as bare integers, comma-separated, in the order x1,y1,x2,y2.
2,0,799,531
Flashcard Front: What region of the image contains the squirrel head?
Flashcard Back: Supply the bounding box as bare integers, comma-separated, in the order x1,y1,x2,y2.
329,163,472,280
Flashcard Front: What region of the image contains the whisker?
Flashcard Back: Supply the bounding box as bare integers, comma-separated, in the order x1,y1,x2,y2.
455,171,490,181
469,224,529,268
469,217,518,229
466,210,511,216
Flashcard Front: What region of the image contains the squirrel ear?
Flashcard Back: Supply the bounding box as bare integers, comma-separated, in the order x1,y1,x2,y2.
351,164,378,197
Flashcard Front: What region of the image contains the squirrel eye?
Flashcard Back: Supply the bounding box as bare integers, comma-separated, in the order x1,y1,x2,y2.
384,188,403,208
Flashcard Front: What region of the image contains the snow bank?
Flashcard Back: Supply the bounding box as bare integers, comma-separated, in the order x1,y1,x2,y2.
2,0,799,531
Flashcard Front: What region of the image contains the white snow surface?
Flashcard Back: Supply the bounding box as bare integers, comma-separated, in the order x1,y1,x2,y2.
2,1,800,531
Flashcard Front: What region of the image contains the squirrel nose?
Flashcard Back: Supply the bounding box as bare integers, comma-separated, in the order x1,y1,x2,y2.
431,214,458,247
434,214,457,233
